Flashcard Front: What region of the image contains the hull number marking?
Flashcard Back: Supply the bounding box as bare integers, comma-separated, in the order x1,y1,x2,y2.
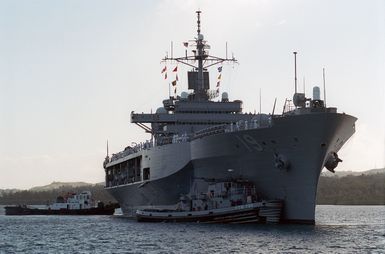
236,134,263,152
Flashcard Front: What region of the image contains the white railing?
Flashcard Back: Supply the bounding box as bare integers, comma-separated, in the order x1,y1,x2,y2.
109,140,154,163
107,117,272,163
193,118,272,140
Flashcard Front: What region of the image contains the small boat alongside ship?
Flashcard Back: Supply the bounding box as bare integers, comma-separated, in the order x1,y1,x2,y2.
136,178,283,224
4,191,116,216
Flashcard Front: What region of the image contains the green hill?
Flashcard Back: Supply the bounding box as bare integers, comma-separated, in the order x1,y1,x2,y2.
29,181,93,192
0,183,114,205
1,170,384,205
316,172,385,205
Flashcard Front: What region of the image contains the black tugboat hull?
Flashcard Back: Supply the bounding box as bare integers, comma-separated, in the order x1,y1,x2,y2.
137,208,261,223
5,206,115,216
136,201,283,224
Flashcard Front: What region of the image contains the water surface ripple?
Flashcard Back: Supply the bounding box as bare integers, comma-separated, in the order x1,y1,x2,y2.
0,205,384,253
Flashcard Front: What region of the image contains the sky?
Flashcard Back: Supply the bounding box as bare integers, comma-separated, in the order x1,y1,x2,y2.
0,0,384,189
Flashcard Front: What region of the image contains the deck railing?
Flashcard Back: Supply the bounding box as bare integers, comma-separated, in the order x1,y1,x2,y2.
107,118,272,163
192,118,272,140
108,141,154,163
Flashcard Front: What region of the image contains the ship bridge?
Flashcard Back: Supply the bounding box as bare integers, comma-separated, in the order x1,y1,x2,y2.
131,96,260,137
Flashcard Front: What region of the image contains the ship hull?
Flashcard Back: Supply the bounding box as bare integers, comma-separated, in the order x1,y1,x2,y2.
4,206,116,216
107,162,193,216
106,112,356,224
136,201,282,224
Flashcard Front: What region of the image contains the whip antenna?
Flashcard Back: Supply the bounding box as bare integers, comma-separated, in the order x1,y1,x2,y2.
323,68,327,107
294,52,298,94
272,98,277,115
259,88,262,114
106,140,109,157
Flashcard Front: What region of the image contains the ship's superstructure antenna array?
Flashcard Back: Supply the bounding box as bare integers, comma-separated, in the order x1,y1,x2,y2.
197,10,201,34
162,10,237,101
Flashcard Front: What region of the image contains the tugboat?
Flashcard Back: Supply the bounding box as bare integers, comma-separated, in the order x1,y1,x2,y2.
136,179,283,224
5,191,117,216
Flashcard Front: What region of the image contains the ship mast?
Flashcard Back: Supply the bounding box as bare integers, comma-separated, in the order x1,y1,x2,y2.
163,10,237,101
196,10,205,98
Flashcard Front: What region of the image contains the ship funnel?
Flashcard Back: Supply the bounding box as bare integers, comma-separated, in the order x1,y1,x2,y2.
313,86,321,100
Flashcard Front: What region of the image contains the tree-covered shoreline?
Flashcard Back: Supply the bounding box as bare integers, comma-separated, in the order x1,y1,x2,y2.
1,173,384,205
316,173,385,205
0,184,114,205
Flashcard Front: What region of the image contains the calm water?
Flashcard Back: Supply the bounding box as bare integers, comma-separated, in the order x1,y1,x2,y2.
0,206,384,253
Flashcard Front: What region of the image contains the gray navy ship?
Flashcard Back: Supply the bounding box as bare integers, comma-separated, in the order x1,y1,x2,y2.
103,11,357,224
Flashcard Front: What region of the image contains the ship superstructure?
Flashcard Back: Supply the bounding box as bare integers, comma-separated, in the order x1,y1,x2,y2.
103,11,356,224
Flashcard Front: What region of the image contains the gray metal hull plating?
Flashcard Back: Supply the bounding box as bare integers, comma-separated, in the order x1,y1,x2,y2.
106,112,356,223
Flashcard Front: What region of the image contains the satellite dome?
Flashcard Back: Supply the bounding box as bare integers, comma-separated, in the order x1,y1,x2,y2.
181,92,188,99
156,107,167,114
198,34,204,40
293,93,306,107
